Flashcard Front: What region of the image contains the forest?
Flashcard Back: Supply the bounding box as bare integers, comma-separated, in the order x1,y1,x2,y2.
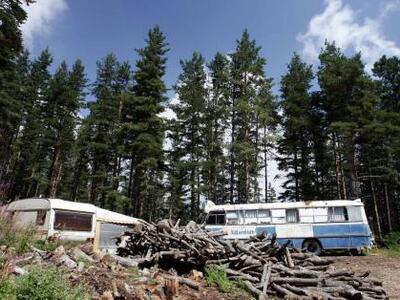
1,1,400,240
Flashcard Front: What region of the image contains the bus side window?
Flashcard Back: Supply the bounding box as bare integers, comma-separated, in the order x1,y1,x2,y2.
286,209,299,223
244,210,258,224
347,206,362,222
328,207,348,222
226,211,239,225
258,209,271,224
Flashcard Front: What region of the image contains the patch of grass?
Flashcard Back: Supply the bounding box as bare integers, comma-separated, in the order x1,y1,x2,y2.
33,239,83,252
0,277,16,300
205,265,232,293
0,213,37,255
76,256,93,268
367,247,400,257
205,265,254,299
366,232,400,257
382,231,400,257
147,277,158,285
126,266,140,281
231,280,255,300
0,266,90,300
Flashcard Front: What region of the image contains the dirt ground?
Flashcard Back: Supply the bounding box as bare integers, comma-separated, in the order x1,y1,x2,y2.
330,254,400,299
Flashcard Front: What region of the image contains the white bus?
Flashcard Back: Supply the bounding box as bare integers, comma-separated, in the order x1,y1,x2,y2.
203,199,373,254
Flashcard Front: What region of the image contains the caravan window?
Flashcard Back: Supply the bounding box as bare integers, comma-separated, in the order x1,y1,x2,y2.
328,207,348,222
286,209,299,223
206,211,226,225
54,210,93,231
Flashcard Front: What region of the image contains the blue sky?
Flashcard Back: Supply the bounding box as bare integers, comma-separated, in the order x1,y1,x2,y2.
20,0,400,194
22,0,400,98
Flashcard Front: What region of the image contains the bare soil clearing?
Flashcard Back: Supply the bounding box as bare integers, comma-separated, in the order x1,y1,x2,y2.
330,255,400,299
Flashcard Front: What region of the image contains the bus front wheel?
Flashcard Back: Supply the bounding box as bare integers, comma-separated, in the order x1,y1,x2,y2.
303,239,322,255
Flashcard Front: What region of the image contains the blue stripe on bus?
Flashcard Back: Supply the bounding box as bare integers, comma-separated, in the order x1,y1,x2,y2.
313,223,371,237
206,223,372,249
274,236,371,249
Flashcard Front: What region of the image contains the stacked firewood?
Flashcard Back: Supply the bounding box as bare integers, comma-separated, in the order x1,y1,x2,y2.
116,220,387,299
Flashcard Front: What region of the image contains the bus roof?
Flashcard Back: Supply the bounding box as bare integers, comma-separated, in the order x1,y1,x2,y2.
204,199,364,213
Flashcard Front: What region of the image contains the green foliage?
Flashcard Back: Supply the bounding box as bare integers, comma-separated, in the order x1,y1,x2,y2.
205,265,253,299
277,53,315,201
172,52,208,218
205,265,232,293
383,231,400,246
0,277,16,300
0,267,89,300
0,215,36,255
33,240,82,252
380,231,400,256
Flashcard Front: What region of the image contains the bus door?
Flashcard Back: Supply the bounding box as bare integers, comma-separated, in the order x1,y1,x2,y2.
275,208,313,248
326,206,351,249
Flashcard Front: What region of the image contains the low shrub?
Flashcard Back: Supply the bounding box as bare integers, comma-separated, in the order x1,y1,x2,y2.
383,231,400,247
205,265,232,293
0,266,89,300
0,277,16,300
384,232,400,257
0,210,37,254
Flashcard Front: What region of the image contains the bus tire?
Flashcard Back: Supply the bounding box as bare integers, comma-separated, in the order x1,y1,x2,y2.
302,239,322,255
350,248,362,256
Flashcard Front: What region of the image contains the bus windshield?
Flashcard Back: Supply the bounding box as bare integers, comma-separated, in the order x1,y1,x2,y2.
206,211,225,225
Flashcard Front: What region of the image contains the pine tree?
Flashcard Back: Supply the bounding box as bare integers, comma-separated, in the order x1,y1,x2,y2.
277,53,314,201
308,91,336,200
318,42,376,200
203,52,230,204
229,30,270,204
69,117,91,203
0,0,27,133
266,182,277,202
10,50,53,199
165,119,188,221
368,55,400,235
43,60,87,198
88,53,121,207
123,26,169,219
173,52,208,219
0,0,28,190
0,50,31,188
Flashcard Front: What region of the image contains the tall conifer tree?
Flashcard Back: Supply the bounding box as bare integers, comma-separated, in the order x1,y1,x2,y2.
278,53,314,201
124,26,169,219
173,52,207,219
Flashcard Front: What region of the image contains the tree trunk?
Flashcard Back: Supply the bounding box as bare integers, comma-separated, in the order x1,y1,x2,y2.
332,133,342,200
370,169,383,241
48,142,62,198
230,106,235,204
294,149,299,202
263,127,268,202
384,182,392,232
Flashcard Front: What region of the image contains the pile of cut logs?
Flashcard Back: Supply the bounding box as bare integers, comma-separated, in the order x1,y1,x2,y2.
116,220,387,299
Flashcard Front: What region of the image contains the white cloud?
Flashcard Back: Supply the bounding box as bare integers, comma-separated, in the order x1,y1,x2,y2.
21,0,68,50
298,0,400,70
